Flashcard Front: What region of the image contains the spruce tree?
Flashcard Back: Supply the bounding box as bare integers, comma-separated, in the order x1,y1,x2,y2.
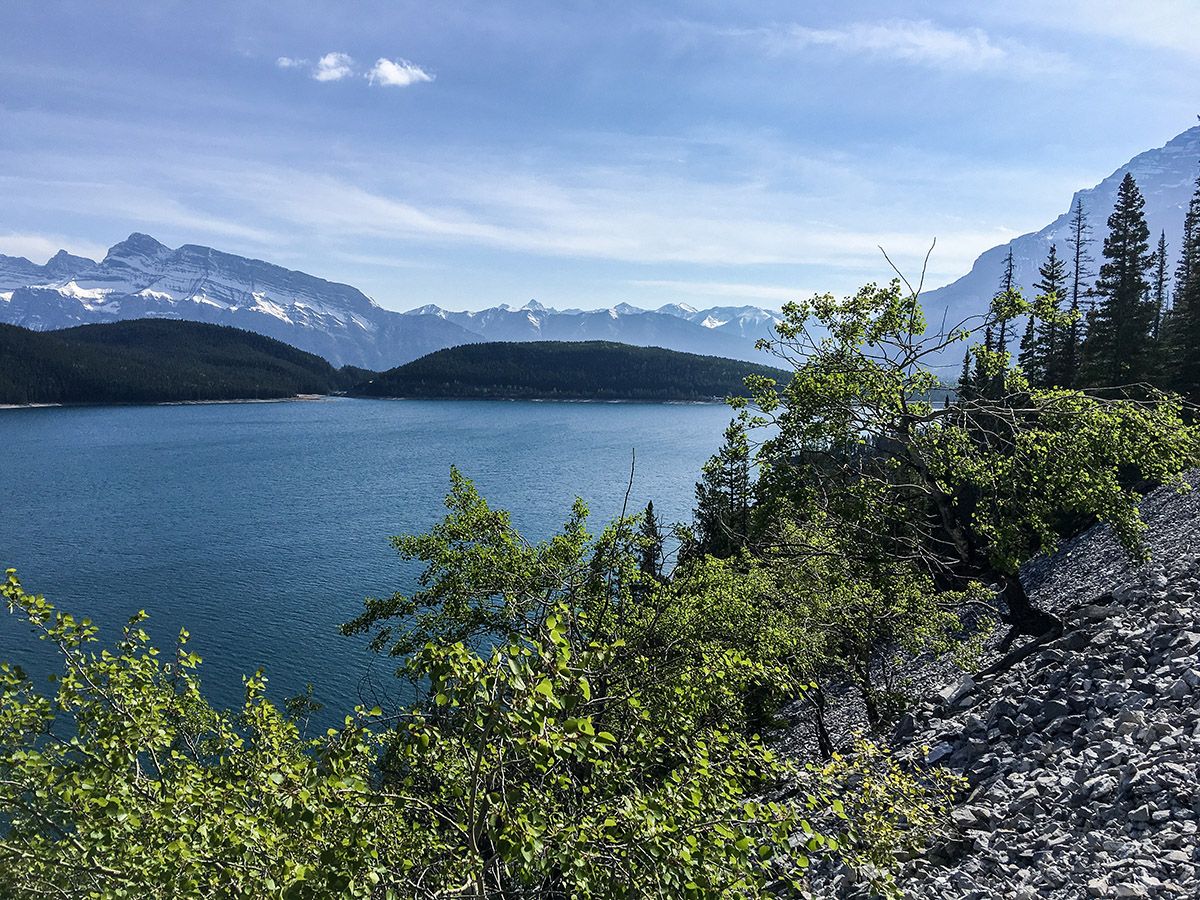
1063,198,1093,387
1166,174,1200,397
692,421,753,558
993,247,1016,354
1150,230,1169,342
638,500,665,580
1018,315,1040,383
1025,243,1068,385
974,325,996,398
1080,173,1155,388
957,350,973,400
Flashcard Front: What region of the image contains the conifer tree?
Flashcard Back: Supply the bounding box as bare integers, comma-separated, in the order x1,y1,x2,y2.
692,421,753,558
1018,315,1040,382
993,247,1016,354
957,350,973,400
1023,244,1069,385
638,500,665,580
1167,174,1200,397
1080,173,1155,388
1150,230,1169,342
1063,198,1094,387
974,324,997,397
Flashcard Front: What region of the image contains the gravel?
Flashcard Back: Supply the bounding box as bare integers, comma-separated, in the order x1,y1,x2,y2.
789,471,1200,898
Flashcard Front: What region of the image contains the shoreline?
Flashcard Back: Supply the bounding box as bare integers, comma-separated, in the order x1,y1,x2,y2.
0,393,733,410
0,394,332,411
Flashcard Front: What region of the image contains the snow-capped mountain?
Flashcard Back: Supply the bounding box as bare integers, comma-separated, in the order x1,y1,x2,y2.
0,234,478,369
402,300,782,358
921,125,1200,366
660,304,783,342
0,235,782,368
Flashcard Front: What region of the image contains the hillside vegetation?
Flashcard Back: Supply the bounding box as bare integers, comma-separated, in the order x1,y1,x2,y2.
0,319,366,404
350,340,790,401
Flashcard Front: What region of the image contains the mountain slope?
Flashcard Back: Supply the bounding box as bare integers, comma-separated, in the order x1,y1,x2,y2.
0,319,365,404
0,235,480,370
1,237,782,368
921,125,1200,368
351,340,789,401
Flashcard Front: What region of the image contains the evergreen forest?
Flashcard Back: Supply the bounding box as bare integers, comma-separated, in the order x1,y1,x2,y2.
351,340,792,402
0,319,368,404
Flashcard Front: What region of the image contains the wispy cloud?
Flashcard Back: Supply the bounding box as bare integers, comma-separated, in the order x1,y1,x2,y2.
312,52,354,82
752,19,1072,76
367,58,434,88
0,232,109,264
275,56,307,69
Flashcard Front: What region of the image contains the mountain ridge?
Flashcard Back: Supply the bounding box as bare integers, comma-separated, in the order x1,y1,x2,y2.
0,239,779,369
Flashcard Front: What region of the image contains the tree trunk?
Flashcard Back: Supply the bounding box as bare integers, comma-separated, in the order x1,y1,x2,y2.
809,681,834,759
996,572,1062,644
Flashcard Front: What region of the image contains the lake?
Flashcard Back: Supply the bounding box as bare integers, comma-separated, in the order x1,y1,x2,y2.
0,397,735,719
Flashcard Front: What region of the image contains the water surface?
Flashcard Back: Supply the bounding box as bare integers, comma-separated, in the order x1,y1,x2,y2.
0,397,733,717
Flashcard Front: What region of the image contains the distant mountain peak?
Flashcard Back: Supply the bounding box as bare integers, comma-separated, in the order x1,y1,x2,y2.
104,232,170,262
522,299,548,312
657,302,698,315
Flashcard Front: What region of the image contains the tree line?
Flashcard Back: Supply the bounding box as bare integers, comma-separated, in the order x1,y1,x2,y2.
353,340,791,402
0,319,368,405
963,170,1200,399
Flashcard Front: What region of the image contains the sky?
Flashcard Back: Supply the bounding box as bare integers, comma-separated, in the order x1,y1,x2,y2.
1,1,1198,313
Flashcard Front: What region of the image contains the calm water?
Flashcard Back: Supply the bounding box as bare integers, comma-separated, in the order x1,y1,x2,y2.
0,398,734,718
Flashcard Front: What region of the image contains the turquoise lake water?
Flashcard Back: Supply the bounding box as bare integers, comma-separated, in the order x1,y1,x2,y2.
0,397,735,718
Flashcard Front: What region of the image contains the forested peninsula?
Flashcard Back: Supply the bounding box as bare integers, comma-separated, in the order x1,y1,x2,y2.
0,320,369,405
349,340,791,401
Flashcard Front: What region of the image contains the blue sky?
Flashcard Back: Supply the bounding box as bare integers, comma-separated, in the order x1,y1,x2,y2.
1,1,1197,312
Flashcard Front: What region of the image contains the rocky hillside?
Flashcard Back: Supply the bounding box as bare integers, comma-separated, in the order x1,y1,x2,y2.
806,475,1200,898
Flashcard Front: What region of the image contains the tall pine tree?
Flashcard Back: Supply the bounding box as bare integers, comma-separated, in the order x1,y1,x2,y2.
1062,198,1093,387
1079,173,1155,388
1021,243,1068,386
691,421,753,559
993,247,1016,355
1166,173,1200,398
1150,230,1169,342
637,500,665,581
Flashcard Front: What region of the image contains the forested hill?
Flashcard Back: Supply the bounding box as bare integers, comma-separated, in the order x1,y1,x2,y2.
350,340,789,401
0,319,369,405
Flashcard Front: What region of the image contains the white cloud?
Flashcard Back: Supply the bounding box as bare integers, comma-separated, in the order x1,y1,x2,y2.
275,56,307,69
367,58,434,87
312,52,354,82
765,19,1071,75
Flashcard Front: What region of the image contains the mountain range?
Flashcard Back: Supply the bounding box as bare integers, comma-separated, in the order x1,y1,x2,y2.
2,125,1198,371
0,236,779,369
